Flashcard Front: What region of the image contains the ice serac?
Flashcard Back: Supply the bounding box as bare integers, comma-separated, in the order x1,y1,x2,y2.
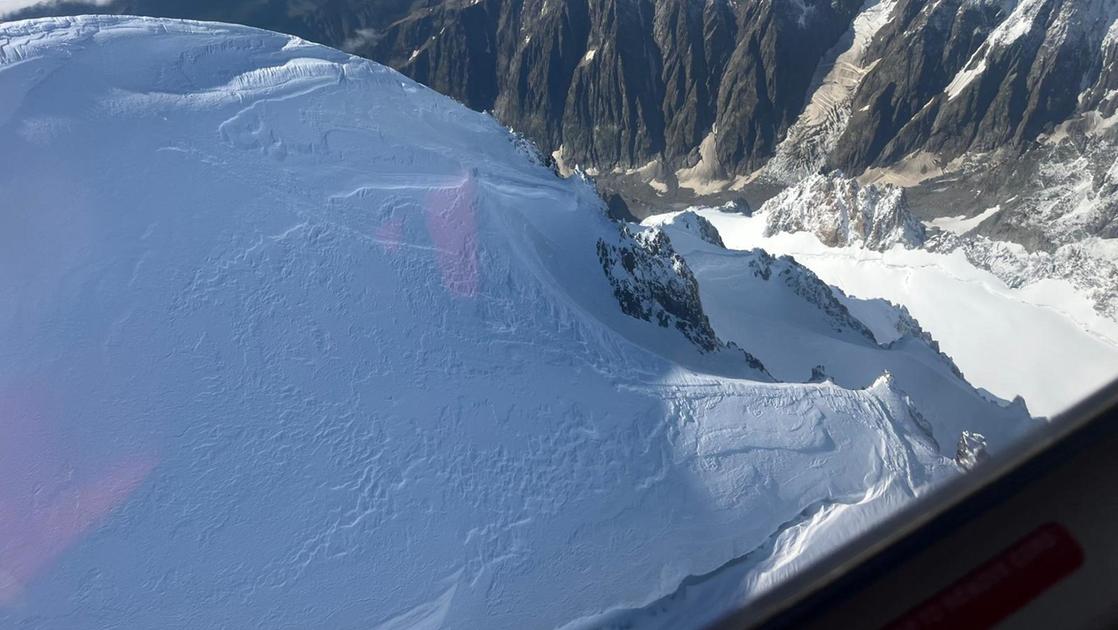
0,16,1030,629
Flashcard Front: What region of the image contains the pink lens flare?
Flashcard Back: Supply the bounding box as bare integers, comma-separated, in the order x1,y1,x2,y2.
424,175,479,298
373,216,407,254
0,388,156,605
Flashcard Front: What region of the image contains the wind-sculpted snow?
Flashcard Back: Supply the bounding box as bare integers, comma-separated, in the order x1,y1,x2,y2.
0,16,1028,629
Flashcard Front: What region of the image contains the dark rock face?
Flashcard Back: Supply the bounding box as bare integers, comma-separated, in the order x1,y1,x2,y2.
364,0,864,176
826,0,1006,171
955,430,989,471
831,0,1118,173
708,0,862,175
596,225,720,352
594,223,772,376
348,0,1118,196
809,365,830,383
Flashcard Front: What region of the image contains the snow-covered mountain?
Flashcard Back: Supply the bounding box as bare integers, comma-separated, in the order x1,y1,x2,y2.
11,0,1118,332
755,173,1118,321
665,196,1118,419
0,15,1032,629
761,172,925,251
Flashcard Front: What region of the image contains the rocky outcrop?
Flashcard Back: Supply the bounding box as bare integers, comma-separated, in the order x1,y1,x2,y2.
760,173,926,250
596,225,721,352
662,210,726,248
809,365,830,383
955,431,989,471
595,223,769,375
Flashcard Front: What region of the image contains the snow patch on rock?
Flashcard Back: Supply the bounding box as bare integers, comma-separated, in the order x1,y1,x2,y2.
661,210,726,248
761,172,926,250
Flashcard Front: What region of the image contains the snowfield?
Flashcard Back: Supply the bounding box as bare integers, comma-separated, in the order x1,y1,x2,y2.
1,16,1031,629
665,208,1118,418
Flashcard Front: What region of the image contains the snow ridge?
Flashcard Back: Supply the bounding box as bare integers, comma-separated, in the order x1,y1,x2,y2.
661,210,727,248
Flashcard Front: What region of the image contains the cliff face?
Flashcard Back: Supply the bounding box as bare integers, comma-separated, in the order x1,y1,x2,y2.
831,0,1118,172
9,0,1115,175
8,0,1118,238
351,0,1118,195
356,0,862,177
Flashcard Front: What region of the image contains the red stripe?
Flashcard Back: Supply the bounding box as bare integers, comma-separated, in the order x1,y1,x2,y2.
885,522,1084,630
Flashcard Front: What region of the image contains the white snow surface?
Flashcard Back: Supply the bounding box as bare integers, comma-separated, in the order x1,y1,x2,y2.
927,206,1001,235
0,16,1030,629
673,208,1118,418
945,56,988,101
642,219,1031,451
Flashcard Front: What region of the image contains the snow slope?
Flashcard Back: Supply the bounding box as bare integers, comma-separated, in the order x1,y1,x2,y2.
673,207,1118,418
649,213,1030,452
0,16,1027,629
928,206,1001,235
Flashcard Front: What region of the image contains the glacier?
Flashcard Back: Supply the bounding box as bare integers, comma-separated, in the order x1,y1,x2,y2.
666,203,1118,419
0,16,1032,629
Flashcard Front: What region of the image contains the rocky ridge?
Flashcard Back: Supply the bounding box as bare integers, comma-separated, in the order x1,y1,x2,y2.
761,173,926,251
